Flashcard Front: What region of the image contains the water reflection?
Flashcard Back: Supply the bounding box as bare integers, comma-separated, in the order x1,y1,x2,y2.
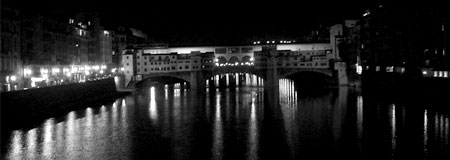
2,81,449,160
4,99,131,160
206,73,264,88
212,93,223,160
149,86,158,122
391,104,397,157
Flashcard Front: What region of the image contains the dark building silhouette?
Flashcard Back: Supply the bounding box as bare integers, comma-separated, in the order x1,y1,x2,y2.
337,4,449,78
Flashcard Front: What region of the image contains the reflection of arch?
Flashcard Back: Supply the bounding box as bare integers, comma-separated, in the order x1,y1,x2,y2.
217,56,227,64
228,56,240,64
138,74,191,87
241,56,252,63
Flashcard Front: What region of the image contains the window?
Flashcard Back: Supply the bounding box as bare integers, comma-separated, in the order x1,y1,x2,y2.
179,67,182,69
215,48,226,54
172,66,175,70
127,63,129,66
137,69,140,72
144,62,147,65
151,68,154,71
185,66,189,69
145,68,147,72
137,63,140,65
137,56,140,59
144,57,147,59
127,56,129,59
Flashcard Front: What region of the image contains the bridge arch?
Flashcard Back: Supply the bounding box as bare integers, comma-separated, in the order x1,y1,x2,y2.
228,56,240,65
281,70,336,86
217,56,227,64
137,73,194,87
241,56,252,63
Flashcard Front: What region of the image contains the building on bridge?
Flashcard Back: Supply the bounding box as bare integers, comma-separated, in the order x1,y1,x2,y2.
121,42,347,88
254,43,333,69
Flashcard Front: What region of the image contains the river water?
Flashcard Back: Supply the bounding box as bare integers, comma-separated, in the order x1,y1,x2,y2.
1,75,449,160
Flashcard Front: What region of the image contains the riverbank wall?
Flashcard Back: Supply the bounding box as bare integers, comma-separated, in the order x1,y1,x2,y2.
1,78,128,129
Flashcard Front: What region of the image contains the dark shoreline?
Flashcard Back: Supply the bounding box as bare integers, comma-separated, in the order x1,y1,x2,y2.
0,78,129,132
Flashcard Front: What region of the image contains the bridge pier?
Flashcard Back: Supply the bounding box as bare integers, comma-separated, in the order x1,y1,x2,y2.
264,68,279,107
189,71,206,91
334,62,349,85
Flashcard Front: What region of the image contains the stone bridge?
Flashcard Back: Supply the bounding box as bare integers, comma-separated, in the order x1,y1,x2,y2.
130,63,346,90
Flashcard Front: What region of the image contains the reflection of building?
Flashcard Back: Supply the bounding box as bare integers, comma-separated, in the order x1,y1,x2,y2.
1,6,22,91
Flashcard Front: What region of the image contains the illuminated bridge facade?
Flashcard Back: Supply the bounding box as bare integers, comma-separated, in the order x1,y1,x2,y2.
121,43,348,90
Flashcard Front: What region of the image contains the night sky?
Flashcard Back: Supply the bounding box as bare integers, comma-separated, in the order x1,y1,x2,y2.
4,0,440,45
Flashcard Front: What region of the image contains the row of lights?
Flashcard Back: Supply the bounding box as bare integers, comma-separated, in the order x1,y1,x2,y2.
253,40,295,45
423,70,449,78
215,62,254,67
364,66,406,74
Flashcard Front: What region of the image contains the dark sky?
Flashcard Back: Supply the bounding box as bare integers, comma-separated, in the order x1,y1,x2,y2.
3,0,381,44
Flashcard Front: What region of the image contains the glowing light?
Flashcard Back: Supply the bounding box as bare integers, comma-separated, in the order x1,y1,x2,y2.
266,41,270,43
101,65,107,69
434,71,438,77
66,72,72,77
93,66,100,70
85,71,90,75
423,71,427,75
111,68,117,73
214,58,218,62
10,76,17,81
356,64,362,75
386,66,394,72
85,66,91,71
250,57,254,62
444,71,448,78
120,67,124,71
41,69,48,74
100,70,104,74
52,68,60,73
272,41,275,43
24,68,32,75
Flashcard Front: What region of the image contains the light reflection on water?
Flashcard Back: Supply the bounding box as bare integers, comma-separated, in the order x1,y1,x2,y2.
2,79,449,160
